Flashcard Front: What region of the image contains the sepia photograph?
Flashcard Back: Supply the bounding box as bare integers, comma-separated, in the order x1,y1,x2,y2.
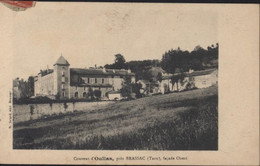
9,1,219,150
0,1,259,165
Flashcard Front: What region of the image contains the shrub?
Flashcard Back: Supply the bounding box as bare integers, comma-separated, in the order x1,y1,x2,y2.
93,90,101,100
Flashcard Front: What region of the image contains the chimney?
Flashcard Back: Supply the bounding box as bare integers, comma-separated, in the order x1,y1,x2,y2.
127,69,131,73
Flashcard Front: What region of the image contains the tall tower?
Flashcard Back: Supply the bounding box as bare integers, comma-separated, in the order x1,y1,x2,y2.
53,56,70,99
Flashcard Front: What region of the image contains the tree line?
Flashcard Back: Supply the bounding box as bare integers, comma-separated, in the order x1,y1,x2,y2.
105,43,218,79
161,44,218,73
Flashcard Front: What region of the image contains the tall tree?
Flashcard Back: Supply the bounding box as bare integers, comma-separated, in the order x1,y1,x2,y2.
120,76,132,97
114,54,126,69
27,76,34,97
88,87,94,100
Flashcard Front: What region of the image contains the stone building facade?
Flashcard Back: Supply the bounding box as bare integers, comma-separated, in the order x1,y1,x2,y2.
34,56,135,99
158,68,218,93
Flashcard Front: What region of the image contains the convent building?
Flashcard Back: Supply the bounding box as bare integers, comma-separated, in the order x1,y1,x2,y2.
34,56,135,99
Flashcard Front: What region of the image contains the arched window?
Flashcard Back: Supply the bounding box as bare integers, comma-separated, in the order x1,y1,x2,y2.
75,92,78,98
83,92,87,98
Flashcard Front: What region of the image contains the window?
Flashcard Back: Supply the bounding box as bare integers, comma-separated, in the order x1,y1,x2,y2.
102,78,104,84
61,84,64,89
95,78,97,84
62,77,65,82
87,78,90,83
62,71,65,76
62,92,65,97
84,86,86,90
75,92,78,98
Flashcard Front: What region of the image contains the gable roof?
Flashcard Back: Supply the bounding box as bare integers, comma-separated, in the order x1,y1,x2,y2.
54,56,70,66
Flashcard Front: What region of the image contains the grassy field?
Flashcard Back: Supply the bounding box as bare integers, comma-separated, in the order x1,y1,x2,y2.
13,85,218,150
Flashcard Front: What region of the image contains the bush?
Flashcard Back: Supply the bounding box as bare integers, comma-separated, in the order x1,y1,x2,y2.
93,90,101,99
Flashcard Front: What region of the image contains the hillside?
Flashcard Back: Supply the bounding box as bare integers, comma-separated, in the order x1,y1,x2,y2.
14,85,218,150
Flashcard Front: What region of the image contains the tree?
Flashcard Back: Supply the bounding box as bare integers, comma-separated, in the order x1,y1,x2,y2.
27,76,34,97
161,44,219,73
171,71,185,91
104,58,161,81
161,47,185,73
120,76,132,98
157,72,163,83
114,54,126,69
131,83,142,98
88,87,94,100
93,90,101,100
143,67,163,83
193,45,203,51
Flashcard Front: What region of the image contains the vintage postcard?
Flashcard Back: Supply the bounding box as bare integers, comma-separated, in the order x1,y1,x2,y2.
0,1,259,165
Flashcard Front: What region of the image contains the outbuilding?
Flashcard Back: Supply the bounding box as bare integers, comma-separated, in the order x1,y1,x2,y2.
106,91,122,100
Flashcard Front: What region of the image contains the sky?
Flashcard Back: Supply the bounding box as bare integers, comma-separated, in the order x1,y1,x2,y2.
1,2,218,79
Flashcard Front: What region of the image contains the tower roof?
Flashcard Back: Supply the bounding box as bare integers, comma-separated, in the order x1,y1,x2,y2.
54,56,70,66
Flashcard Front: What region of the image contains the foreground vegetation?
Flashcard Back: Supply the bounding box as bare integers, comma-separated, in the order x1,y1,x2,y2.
13,85,218,150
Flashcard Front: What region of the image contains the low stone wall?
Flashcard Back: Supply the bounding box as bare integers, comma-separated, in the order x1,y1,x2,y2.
13,101,114,124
